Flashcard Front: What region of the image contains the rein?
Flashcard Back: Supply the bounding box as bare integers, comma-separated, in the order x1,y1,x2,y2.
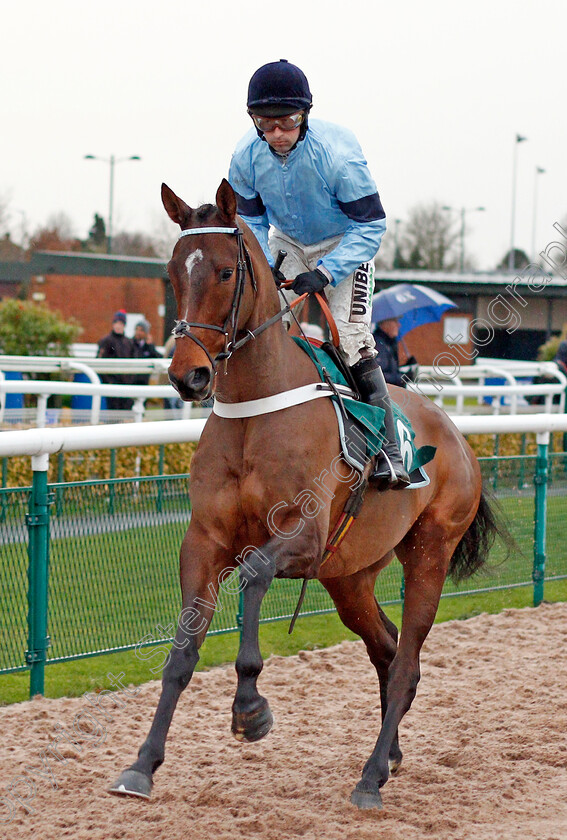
172,226,340,369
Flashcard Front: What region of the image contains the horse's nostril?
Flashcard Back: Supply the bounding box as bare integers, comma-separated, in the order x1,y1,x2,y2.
169,367,212,400
188,367,212,391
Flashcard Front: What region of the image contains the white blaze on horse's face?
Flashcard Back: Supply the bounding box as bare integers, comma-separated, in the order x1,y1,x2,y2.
183,249,203,318
184,249,203,279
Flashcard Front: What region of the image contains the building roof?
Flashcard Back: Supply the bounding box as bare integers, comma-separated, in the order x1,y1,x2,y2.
0,261,30,283
374,268,567,297
30,250,167,279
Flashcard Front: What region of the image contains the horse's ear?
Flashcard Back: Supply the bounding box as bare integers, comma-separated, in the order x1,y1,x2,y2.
161,183,192,227
215,179,237,224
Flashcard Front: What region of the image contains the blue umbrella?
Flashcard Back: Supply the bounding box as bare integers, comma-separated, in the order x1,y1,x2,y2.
372,283,457,337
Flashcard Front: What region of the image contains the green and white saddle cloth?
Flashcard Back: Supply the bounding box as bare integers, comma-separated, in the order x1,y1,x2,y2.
293,337,436,488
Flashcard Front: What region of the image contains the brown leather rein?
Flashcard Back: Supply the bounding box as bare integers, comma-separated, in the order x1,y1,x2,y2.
280,281,341,348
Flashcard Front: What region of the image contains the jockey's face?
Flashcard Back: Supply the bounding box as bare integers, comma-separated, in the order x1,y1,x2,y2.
262,124,301,153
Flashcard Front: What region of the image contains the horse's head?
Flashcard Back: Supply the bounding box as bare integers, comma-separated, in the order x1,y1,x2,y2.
162,179,258,402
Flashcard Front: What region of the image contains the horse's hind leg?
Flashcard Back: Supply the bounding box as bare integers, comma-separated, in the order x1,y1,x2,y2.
376,602,403,773
109,526,230,800
321,562,402,806
350,520,460,809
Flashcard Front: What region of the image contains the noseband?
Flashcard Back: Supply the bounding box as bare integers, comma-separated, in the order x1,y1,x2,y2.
172,226,257,368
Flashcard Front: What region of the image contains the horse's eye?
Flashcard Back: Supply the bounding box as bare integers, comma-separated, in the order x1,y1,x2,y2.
220,268,234,282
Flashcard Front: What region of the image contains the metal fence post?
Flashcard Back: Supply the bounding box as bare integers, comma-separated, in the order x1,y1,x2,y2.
532,431,549,607
518,433,527,490
55,451,65,517
156,445,165,513
26,453,53,697
108,448,116,513
1,457,7,523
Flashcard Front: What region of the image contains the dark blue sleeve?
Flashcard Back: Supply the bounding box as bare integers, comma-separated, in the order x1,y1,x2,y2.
234,191,266,218
337,192,385,223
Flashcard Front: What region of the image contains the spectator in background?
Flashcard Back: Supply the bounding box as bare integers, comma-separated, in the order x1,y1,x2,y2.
554,327,567,375
372,317,405,387
97,310,133,410
131,319,161,386
372,317,418,388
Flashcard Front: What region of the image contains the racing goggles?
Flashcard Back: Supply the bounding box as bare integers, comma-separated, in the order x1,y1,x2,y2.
250,112,304,133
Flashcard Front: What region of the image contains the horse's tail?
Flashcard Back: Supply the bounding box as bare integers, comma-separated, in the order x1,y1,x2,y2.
449,488,512,584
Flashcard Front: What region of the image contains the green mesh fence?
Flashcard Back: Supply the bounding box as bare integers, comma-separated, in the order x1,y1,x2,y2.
544,451,567,581
0,487,31,672
1,452,566,678
46,475,191,663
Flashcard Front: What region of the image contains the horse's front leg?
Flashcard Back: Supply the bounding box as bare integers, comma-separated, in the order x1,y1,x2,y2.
109,523,231,799
231,533,318,743
230,542,276,741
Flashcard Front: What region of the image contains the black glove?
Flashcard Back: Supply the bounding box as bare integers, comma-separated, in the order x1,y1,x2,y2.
271,265,286,287
291,268,329,295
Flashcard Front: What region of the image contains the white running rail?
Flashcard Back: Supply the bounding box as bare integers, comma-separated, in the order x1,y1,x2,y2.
1,414,567,468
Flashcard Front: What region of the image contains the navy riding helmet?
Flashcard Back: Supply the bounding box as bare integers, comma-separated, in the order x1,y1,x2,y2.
247,59,312,140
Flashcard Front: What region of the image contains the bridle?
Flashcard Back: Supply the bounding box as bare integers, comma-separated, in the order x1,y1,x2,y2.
171,225,311,368
172,226,257,368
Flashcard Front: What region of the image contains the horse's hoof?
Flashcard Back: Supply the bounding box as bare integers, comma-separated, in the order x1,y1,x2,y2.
232,699,274,743
108,769,153,800
350,782,383,810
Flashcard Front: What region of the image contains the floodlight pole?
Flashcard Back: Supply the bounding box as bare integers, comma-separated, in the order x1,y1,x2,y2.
84,154,141,254
531,166,546,263
442,206,485,272
509,134,527,272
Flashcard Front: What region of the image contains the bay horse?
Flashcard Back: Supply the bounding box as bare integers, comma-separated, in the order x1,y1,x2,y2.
110,179,500,810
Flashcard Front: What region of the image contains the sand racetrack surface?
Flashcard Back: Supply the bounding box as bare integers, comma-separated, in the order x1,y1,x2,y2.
2,602,567,840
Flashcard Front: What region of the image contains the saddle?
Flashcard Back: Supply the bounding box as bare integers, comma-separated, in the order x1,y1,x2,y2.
293,336,435,481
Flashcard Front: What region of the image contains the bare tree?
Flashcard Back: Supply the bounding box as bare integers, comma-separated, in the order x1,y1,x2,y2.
111,231,159,257
149,212,178,260
397,202,460,270
29,212,82,252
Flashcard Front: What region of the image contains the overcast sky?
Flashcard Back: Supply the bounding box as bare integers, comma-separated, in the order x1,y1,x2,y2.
2,0,566,271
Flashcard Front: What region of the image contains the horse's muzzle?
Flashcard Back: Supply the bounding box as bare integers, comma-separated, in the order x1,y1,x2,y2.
169,367,213,402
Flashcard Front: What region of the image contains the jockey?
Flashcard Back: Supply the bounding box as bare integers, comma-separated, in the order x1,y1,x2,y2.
228,59,410,489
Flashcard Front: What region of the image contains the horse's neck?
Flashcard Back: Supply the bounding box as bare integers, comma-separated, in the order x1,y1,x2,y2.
213,326,291,403
213,284,314,403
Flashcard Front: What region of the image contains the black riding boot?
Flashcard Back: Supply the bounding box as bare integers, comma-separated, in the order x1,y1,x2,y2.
350,357,411,490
